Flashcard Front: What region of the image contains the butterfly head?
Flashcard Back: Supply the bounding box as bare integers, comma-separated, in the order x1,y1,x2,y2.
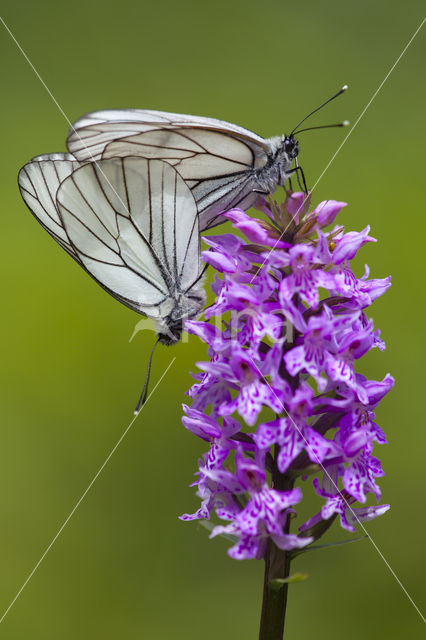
283,135,299,160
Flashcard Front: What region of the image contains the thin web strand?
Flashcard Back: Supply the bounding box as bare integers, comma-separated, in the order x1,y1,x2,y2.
248,356,425,625
0,358,176,625
250,16,425,284
0,15,177,286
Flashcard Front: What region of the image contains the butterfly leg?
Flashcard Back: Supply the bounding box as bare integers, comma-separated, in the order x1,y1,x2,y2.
287,163,308,194
297,162,308,193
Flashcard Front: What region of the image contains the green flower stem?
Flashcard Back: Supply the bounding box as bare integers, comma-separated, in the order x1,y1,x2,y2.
258,539,292,640
259,453,294,640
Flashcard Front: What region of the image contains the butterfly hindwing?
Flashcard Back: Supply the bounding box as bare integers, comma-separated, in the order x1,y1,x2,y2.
55,156,202,319
18,153,81,258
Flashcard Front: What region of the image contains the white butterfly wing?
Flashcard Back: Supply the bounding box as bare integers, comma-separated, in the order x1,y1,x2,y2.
18,153,81,257
106,128,271,228
66,110,276,229
102,128,257,174
56,157,203,320
67,108,269,161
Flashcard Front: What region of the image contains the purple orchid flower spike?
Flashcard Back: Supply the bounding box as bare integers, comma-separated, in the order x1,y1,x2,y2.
180,191,392,637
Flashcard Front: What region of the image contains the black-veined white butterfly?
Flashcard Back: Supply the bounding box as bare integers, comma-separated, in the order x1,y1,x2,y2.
18,89,346,408
18,155,206,345
66,87,348,230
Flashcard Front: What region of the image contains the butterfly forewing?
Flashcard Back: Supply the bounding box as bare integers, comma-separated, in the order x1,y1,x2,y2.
103,129,266,228
65,109,284,229
103,128,256,171
67,108,268,161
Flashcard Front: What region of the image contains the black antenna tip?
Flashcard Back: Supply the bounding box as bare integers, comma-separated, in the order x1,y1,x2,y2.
289,85,349,137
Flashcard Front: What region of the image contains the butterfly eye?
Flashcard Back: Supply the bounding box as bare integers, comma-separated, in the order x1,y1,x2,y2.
284,138,299,159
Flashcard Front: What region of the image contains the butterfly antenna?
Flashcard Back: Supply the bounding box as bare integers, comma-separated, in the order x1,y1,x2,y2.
293,120,350,135
134,338,160,415
289,85,348,137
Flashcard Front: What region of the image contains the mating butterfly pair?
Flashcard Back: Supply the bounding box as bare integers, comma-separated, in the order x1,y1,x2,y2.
18,108,304,342
18,89,347,342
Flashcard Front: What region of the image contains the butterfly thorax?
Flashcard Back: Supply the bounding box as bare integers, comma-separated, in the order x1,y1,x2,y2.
257,135,299,190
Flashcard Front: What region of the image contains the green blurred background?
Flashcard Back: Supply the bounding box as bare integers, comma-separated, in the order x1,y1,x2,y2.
1,1,425,637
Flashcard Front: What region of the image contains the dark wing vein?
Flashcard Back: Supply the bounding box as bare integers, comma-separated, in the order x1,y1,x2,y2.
195,173,253,212
178,201,200,283
147,160,152,244
173,169,178,280
72,166,120,246
158,162,172,283
172,128,255,167
59,197,168,294
22,169,61,228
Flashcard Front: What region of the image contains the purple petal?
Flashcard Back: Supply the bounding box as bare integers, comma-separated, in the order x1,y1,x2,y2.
345,504,390,527
272,532,313,550
332,227,376,264
287,192,306,223
314,200,347,227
